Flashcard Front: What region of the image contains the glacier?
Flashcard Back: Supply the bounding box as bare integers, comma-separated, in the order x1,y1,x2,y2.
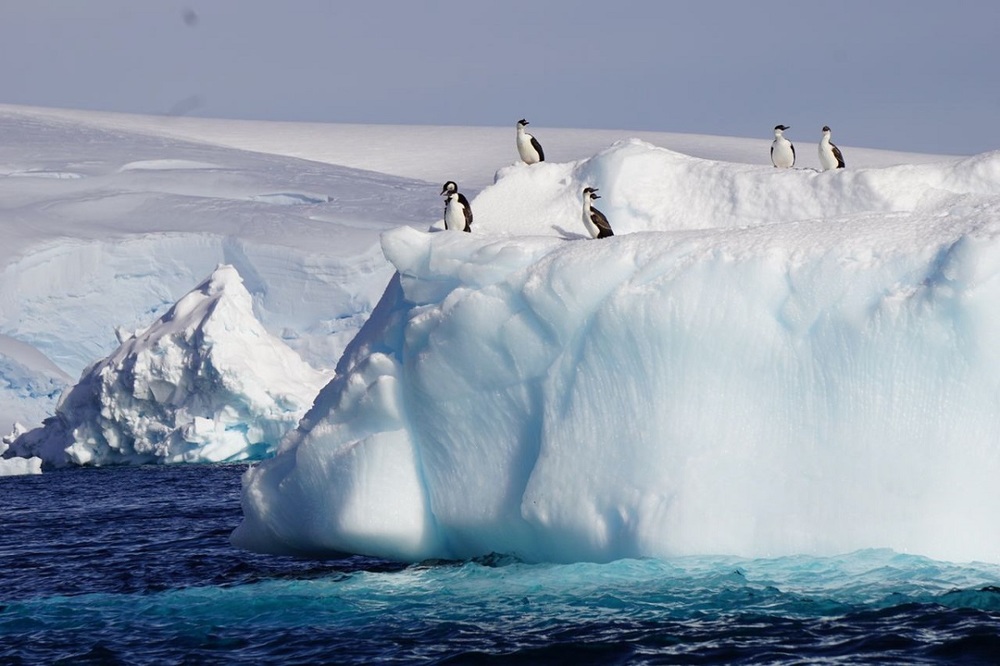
7,265,328,466
0,104,442,435
234,139,1000,565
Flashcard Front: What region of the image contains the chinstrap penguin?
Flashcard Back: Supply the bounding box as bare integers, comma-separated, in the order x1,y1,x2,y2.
441,180,472,232
516,119,545,164
771,124,795,168
818,125,845,170
582,187,614,239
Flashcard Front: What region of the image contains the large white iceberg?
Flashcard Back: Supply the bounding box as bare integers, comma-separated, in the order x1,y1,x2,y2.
234,140,1000,565
7,265,329,466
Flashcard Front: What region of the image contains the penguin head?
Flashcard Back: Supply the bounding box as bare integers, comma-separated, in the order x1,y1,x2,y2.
822,125,832,133
441,180,458,196
583,186,600,201
774,124,789,133
517,119,529,129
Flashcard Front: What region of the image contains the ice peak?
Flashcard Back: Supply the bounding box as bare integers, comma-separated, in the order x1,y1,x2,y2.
7,265,329,467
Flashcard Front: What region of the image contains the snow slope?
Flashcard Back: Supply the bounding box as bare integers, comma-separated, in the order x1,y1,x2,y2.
3,105,950,190
234,139,1000,565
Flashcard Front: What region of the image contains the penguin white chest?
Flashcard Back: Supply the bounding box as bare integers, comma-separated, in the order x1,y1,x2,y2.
771,137,795,168
444,197,466,231
517,132,541,164
582,207,600,238
818,139,838,170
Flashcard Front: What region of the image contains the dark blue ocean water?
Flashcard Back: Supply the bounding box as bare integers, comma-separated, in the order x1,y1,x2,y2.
2,464,1000,664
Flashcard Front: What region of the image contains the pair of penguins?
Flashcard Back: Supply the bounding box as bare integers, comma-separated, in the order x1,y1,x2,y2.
441,119,613,239
771,125,846,170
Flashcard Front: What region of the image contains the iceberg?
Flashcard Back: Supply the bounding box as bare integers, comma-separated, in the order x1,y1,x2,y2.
0,430,41,476
233,140,1000,565
0,455,42,476
6,265,328,467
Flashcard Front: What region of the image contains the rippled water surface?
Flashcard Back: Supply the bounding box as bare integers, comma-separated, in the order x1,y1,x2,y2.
2,464,1000,664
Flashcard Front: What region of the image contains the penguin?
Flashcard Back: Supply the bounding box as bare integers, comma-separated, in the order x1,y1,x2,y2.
770,124,795,168
516,119,545,164
440,180,472,232
582,187,614,239
818,125,845,170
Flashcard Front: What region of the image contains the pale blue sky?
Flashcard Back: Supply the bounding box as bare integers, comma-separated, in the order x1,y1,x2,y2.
1,1,997,155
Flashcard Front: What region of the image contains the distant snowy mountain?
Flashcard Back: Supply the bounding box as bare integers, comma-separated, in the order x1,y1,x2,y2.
234,139,1000,565
7,265,328,466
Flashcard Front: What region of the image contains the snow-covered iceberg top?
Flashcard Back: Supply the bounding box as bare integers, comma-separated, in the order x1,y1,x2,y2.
6,265,328,467
233,141,1000,564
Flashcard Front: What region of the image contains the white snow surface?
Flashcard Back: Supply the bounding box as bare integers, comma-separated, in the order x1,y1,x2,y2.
234,139,1000,565
7,265,329,466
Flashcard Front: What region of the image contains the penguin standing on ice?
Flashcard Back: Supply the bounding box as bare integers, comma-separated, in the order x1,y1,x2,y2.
516,119,545,164
770,124,795,168
581,187,614,239
440,180,472,232
818,125,846,170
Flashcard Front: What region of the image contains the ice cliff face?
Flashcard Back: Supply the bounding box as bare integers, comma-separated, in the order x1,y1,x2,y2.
233,140,1000,565
7,265,328,466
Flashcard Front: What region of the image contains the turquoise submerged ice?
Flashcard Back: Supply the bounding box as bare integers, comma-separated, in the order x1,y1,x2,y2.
7,551,1000,652
234,140,1000,564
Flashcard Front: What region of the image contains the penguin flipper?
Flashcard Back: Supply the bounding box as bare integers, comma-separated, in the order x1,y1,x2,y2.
530,135,545,162
832,143,845,169
591,208,614,238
